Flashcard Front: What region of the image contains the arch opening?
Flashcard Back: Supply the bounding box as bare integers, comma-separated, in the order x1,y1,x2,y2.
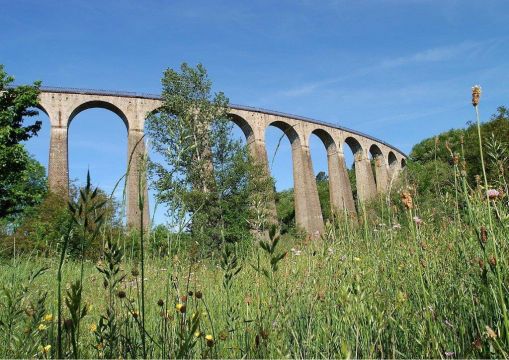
369,144,383,185
342,136,363,202
68,108,128,223
310,129,337,221
388,151,397,169
265,121,300,233
22,107,51,176
68,100,129,129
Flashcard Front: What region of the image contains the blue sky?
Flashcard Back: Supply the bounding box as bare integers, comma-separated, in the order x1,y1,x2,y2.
2,0,508,224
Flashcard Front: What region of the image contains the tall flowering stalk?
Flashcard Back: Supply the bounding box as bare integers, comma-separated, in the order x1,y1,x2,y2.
472,85,509,347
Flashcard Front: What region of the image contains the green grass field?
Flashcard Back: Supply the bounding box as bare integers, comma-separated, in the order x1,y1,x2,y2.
1,185,508,358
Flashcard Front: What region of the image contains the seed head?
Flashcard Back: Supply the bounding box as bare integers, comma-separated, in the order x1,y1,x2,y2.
489,255,497,267
195,291,203,299
401,191,413,210
132,311,139,319
131,267,140,277
472,85,481,107
175,303,186,313
117,290,126,299
157,299,164,307
480,226,487,243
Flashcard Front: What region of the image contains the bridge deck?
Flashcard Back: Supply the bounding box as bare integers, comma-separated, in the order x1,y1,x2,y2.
38,86,407,156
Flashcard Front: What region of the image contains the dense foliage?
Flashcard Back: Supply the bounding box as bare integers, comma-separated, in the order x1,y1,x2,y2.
0,65,46,221
146,63,271,251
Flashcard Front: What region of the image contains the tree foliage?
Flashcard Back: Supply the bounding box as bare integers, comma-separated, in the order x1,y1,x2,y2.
0,65,46,220
146,63,267,250
410,106,509,186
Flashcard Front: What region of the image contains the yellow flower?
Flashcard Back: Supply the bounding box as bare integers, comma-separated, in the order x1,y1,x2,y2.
194,331,201,337
41,344,51,354
38,323,48,331
43,314,53,322
89,323,97,333
353,257,361,262
175,303,186,313
205,334,214,347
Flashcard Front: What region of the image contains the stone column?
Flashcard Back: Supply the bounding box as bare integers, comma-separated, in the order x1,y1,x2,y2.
329,150,356,214
48,125,69,197
374,156,389,193
126,129,150,229
301,146,325,236
354,151,377,203
247,138,278,227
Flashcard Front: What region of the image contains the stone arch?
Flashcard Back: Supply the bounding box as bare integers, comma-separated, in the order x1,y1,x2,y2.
369,144,389,192
228,113,255,144
68,100,129,129
344,136,363,159
401,158,407,168
388,151,398,169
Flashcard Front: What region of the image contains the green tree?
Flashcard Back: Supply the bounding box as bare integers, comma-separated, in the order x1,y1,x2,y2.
410,106,509,186
146,63,267,250
0,65,46,220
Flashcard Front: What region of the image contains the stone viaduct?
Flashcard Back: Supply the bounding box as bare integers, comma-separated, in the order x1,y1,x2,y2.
37,87,406,235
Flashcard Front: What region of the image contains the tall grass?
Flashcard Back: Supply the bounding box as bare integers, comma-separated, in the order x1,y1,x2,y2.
0,91,508,358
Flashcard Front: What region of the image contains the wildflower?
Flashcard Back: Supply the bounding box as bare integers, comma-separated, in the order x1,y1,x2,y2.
413,216,423,226
43,314,53,322
205,334,214,347
472,85,481,107
445,351,455,357
180,295,188,303
157,299,164,307
401,191,413,209
38,323,48,331
176,303,186,313
353,257,361,262
328,247,334,254
40,344,51,354
132,311,139,319
195,291,203,299
89,323,97,333
117,290,126,299
487,189,499,200
194,331,201,337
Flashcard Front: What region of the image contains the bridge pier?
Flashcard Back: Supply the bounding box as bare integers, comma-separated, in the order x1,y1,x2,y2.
374,155,390,193
354,152,377,203
293,143,324,237
126,129,150,229
48,125,69,197
329,150,356,214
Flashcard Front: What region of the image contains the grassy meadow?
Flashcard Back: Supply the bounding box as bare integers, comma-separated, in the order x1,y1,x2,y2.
1,181,508,358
